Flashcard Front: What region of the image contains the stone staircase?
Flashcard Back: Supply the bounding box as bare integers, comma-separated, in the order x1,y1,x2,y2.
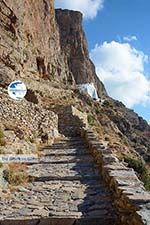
0,105,149,225
0,136,118,225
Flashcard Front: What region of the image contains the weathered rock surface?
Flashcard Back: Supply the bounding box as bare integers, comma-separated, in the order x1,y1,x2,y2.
52,105,88,137
55,9,107,97
0,89,58,145
0,0,75,85
102,98,150,162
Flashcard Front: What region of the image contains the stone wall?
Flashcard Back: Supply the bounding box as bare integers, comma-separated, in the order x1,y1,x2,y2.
52,105,88,137
81,128,150,225
0,89,59,145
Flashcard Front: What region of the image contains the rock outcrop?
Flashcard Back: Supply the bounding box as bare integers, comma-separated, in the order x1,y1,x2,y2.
0,88,58,146
102,98,150,162
52,105,88,137
0,0,74,86
55,9,107,97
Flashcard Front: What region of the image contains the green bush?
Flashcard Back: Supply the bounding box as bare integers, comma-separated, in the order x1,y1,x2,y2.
142,172,150,191
124,156,150,191
124,157,146,174
0,162,3,168
0,130,4,139
87,114,95,126
95,108,101,115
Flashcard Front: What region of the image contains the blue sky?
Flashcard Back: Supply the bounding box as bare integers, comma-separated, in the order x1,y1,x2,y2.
55,0,150,122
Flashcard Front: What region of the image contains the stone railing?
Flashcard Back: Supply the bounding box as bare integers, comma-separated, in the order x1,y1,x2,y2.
81,128,150,225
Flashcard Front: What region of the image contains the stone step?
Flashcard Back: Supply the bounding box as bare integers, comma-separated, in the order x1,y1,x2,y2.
27,162,99,172
27,163,100,182
56,139,84,143
47,210,116,218
41,153,94,163
0,177,116,222
50,145,87,149
39,155,95,164
42,150,89,157
43,149,89,156
27,180,108,191
54,139,84,143
49,144,87,149
45,146,87,151
29,175,101,182
0,218,117,225
28,157,96,165
74,218,117,225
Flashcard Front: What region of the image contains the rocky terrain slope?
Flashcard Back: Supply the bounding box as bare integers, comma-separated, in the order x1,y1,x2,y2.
0,0,150,224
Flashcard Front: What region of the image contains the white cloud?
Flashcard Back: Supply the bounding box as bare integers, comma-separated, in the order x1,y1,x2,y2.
123,35,138,42
90,41,150,108
55,0,104,19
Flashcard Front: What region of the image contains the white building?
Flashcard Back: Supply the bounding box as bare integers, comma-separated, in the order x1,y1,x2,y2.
78,83,99,100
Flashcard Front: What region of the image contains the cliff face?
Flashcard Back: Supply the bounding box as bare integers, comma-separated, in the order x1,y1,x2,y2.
0,0,74,86
0,0,106,93
55,9,107,97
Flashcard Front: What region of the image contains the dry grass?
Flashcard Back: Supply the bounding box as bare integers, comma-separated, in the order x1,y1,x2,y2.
3,163,29,186
0,129,6,146
0,138,6,146
0,130,4,139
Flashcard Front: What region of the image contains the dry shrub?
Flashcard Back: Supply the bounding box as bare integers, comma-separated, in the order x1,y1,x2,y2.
3,163,29,186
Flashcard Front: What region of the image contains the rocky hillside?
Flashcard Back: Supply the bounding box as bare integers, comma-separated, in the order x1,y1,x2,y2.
0,0,150,178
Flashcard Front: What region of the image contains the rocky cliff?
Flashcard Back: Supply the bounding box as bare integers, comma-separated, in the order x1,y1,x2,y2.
0,0,106,92
55,9,107,97
0,0,75,86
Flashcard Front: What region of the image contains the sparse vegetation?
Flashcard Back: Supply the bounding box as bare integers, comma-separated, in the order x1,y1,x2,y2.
16,149,23,154
87,99,92,106
0,130,4,139
0,138,6,146
95,108,101,115
3,164,29,186
124,156,150,191
87,114,96,126
29,137,36,143
0,162,3,168
0,148,5,154
0,129,6,146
